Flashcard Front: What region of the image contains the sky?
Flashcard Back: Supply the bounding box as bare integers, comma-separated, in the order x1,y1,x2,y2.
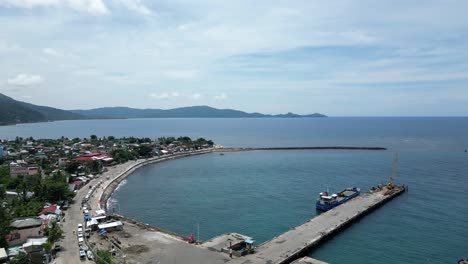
0,0,468,116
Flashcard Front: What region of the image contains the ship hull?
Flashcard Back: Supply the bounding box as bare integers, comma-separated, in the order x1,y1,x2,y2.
316,188,360,211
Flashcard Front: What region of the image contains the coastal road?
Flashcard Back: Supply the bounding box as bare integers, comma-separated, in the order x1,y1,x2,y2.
55,161,139,264
56,151,216,264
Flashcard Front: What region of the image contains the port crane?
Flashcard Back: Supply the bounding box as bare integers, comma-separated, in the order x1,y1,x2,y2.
387,153,398,190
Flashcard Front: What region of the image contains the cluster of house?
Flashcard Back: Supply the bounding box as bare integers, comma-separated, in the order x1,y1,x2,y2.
0,138,213,176
0,137,215,262
9,160,39,178
1,203,65,261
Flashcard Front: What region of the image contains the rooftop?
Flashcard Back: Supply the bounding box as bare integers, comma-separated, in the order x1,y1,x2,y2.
11,217,42,229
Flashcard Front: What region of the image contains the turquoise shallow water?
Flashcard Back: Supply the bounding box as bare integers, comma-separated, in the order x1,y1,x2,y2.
1,117,467,263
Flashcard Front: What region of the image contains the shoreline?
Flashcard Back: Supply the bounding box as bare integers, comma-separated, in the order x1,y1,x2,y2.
80,146,394,264
89,145,388,242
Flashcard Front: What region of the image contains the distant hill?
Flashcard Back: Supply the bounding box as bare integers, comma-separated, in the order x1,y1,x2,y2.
0,93,84,125
71,106,327,119
0,93,326,125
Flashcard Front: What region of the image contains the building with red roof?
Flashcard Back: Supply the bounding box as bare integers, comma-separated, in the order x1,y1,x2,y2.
75,153,112,161
38,205,59,216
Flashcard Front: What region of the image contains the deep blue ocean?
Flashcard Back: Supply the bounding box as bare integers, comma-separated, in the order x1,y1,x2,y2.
1,117,467,263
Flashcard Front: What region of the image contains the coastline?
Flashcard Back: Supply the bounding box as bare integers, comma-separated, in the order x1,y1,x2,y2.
79,145,396,264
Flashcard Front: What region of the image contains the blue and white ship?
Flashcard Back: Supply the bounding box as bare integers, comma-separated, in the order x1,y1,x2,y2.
316,187,361,211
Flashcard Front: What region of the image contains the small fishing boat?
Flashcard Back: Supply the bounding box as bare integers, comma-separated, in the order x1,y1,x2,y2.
316,187,360,211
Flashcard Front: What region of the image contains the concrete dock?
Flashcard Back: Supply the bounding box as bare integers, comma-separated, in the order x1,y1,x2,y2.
227,186,405,264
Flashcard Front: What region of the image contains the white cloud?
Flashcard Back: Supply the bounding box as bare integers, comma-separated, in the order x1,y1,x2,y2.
43,48,62,57
150,92,169,99
150,92,202,100
163,70,198,80
7,74,43,86
0,0,108,15
2,1,468,115
0,40,22,53
117,0,151,15
214,93,227,100
0,0,59,8
67,0,108,15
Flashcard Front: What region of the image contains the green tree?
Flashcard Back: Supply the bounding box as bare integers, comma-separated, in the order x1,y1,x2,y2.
110,149,135,164
0,166,10,185
65,161,80,174
41,173,71,202
96,250,112,264
90,135,98,140
42,242,52,255
89,160,101,173
137,145,153,157
45,221,64,243
0,195,11,248
10,199,43,218
7,254,30,264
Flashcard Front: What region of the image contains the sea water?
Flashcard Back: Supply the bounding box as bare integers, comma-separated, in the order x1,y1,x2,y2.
1,117,467,263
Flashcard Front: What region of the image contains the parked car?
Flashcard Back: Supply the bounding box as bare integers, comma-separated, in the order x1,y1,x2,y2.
54,242,61,251
79,249,86,259
86,250,94,260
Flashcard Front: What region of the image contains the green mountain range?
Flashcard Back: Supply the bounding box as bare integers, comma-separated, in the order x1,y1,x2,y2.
0,93,83,125
70,106,326,119
0,93,326,125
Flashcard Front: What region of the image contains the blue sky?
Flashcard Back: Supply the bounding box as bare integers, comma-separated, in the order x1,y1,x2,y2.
0,0,468,116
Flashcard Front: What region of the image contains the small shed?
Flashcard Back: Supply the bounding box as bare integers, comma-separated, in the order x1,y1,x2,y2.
98,221,123,232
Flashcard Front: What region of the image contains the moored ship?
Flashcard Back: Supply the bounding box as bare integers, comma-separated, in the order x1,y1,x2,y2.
316,187,360,211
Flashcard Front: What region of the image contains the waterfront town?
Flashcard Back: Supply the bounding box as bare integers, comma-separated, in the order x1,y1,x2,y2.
0,135,215,263
0,134,411,264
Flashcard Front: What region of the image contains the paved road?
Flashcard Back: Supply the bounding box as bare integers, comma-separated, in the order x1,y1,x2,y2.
55,151,216,264
55,162,137,264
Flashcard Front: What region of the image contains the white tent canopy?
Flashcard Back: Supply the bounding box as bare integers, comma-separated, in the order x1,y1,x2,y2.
98,221,123,229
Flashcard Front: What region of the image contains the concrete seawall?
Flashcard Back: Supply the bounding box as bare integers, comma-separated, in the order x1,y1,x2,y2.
216,146,387,152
